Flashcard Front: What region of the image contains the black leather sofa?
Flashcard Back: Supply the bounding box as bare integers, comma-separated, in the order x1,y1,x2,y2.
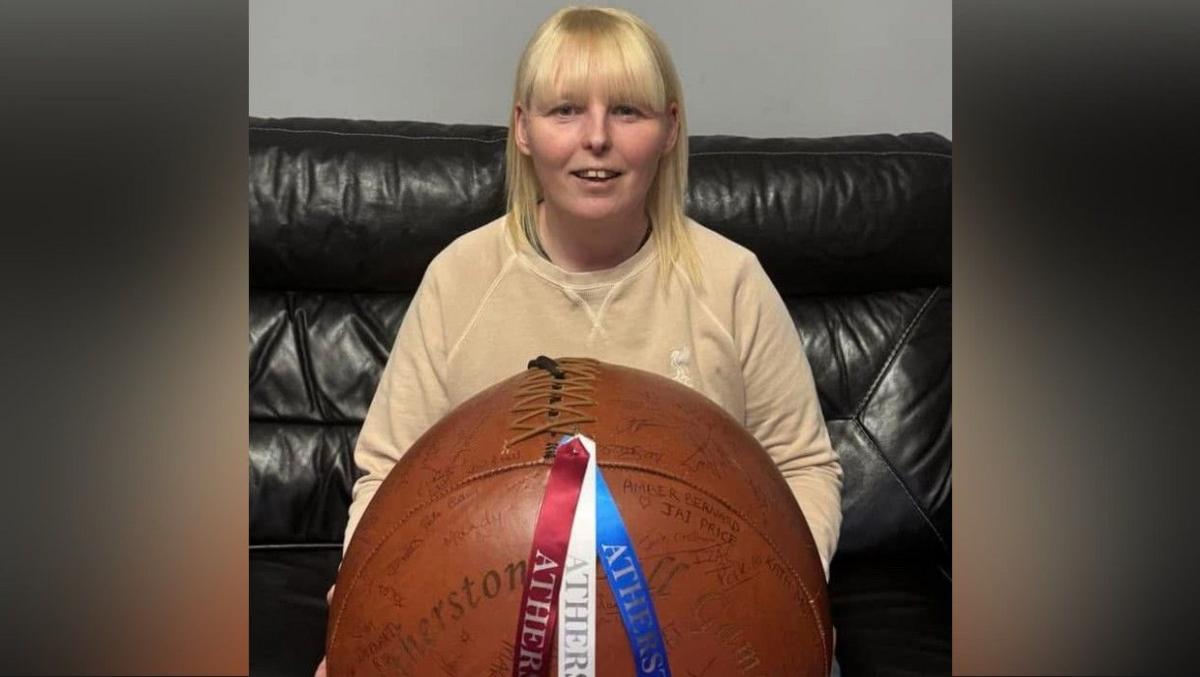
249,117,951,676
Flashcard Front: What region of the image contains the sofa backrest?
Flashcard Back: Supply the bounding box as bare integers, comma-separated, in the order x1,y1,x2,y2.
249,117,951,571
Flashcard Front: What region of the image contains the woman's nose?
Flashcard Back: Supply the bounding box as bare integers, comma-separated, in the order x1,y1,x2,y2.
581,107,611,153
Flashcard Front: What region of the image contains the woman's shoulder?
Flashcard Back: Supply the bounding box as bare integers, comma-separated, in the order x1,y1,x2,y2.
412,216,517,342
682,217,766,285
679,219,787,345
425,215,513,278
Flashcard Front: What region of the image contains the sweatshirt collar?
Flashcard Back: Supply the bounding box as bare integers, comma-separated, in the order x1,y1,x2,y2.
511,220,659,289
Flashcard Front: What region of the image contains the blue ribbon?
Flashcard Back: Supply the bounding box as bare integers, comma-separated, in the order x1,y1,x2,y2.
594,467,671,677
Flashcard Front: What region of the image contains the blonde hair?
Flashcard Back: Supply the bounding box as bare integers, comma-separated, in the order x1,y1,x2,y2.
504,6,701,285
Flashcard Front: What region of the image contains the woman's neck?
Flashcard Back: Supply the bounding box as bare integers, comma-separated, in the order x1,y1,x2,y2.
536,201,650,272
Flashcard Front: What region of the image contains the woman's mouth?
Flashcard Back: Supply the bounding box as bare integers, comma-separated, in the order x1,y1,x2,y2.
571,168,623,183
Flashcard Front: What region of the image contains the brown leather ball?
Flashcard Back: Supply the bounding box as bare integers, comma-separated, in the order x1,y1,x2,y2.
327,357,831,676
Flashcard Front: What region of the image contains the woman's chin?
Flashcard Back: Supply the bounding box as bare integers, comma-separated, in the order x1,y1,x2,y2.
558,198,634,224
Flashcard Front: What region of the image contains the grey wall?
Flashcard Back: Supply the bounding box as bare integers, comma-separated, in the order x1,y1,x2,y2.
250,0,950,138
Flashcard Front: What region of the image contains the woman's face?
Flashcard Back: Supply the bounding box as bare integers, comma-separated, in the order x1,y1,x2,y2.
515,90,678,226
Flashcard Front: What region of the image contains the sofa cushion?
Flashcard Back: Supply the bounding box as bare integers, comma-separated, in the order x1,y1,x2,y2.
830,554,952,677
250,547,341,677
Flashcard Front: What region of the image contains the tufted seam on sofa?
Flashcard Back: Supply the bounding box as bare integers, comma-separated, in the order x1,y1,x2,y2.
827,303,853,419
852,287,942,417
689,150,951,160
249,126,508,144
853,418,949,558
250,304,291,394
249,416,366,427
250,543,343,551
287,292,330,420
248,285,421,298
249,128,949,158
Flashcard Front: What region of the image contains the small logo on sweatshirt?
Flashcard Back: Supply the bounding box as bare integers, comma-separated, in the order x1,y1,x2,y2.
669,347,694,387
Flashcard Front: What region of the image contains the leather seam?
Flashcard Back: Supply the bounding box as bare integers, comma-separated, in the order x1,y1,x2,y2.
852,417,949,553
249,126,507,143
249,128,947,158
249,286,422,296
853,287,941,416
827,303,852,419
249,309,289,394
690,149,950,160
249,416,363,426
287,292,329,420
250,543,343,551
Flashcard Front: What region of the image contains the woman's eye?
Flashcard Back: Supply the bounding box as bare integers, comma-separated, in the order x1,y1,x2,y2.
613,105,640,117
553,105,577,116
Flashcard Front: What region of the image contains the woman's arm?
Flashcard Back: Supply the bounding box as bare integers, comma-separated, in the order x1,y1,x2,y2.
736,256,843,580
343,265,452,552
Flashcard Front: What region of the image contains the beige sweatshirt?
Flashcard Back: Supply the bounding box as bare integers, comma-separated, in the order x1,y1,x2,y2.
347,215,843,578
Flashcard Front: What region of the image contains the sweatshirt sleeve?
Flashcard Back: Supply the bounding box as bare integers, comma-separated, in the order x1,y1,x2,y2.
736,256,843,580
343,263,452,554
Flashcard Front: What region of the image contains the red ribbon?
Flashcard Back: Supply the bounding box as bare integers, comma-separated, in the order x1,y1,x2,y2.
511,437,590,677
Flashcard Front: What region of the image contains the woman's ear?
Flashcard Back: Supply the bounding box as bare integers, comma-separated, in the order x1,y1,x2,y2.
663,102,680,153
514,104,532,156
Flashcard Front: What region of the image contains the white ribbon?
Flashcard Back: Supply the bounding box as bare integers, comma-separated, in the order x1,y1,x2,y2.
557,434,597,677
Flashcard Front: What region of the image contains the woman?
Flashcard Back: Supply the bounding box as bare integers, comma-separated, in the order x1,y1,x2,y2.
318,6,843,676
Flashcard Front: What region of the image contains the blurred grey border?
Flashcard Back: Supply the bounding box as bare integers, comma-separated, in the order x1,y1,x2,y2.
3,0,1200,674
